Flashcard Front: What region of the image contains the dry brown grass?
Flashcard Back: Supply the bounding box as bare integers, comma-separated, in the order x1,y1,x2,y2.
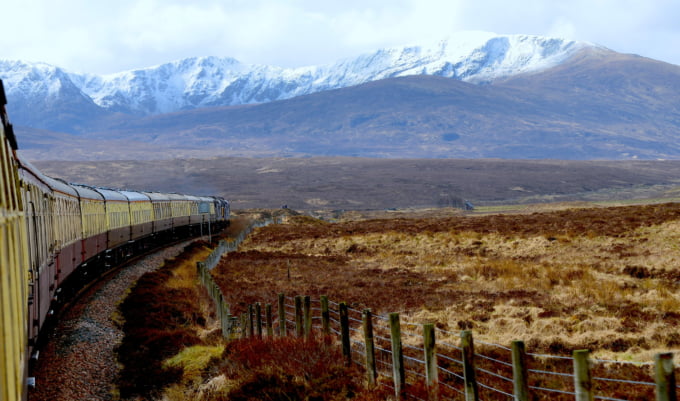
118,221,387,401
116,241,220,399
213,203,680,363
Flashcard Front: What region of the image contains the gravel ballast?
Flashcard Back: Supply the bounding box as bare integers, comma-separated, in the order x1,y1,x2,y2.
28,241,194,401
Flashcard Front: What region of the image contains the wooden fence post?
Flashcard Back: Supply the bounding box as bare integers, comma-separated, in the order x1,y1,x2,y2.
229,316,238,339
423,323,438,401
573,349,593,401
511,340,529,401
223,313,231,338
461,330,479,401
321,295,330,336
390,312,405,399
266,304,273,338
255,302,263,338
247,304,254,338
655,352,677,401
295,296,303,337
240,313,247,339
363,309,377,386
196,261,203,282
278,293,286,336
224,314,231,338
221,298,230,338
303,295,312,338
340,302,351,366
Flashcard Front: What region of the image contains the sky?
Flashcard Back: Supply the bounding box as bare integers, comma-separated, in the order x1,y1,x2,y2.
2,0,679,75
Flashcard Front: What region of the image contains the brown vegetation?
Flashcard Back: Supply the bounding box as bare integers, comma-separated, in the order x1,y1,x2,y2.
213,203,680,362
35,157,680,210
116,241,215,399
116,228,384,400
216,337,391,401
117,203,680,399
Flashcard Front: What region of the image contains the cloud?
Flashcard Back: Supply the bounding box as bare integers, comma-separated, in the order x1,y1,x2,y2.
0,0,679,74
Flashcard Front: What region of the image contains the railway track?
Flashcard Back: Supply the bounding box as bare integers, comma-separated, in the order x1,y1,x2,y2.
28,240,197,401
0,78,230,401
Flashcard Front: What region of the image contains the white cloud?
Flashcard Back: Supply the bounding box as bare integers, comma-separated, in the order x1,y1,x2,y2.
0,0,679,74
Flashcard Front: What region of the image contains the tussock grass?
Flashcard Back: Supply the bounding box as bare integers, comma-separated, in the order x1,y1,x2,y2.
216,337,392,401
214,203,680,363
116,241,216,399
163,345,225,384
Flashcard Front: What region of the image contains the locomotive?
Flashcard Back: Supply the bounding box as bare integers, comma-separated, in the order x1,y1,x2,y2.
0,80,230,401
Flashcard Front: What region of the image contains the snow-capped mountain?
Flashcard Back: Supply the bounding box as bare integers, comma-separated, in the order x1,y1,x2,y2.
2,32,590,118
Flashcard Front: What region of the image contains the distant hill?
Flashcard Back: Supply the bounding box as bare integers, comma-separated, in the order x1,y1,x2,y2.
2,32,585,119
4,33,680,160
33,157,680,210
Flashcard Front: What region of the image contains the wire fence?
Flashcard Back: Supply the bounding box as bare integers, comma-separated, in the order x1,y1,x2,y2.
210,294,672,401
196,218,675,401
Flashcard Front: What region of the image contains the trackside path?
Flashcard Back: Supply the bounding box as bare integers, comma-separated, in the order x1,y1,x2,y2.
28,241,194,401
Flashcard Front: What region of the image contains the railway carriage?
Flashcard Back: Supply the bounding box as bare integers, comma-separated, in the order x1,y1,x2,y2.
0,78,230,400
71,184,107,263
120,190,153,241
169,193,192,228
186,194,202,225
143,191,173,233
0,83,29,401
18,162,53,294
93,187,131,250
48,178,81,285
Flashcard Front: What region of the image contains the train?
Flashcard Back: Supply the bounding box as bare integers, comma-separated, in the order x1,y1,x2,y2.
0,80,230,401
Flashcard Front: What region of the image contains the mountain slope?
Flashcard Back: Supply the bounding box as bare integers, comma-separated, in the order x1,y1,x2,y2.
3,32,588,121
17,47,680,161
4,33,680,161
0,61,109,132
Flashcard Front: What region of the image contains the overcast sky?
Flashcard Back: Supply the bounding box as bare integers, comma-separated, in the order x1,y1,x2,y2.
2,0,679,74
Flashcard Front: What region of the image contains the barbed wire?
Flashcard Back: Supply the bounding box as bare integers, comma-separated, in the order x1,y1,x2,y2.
592,357,654,366
438,365,465,381
348,315,363,324
528,368,574,378
404,343,424,353
594,395,630,401
438,352,463,366
439,380,465,395
403,353,425,365
592,376,655,387
232,293,672,401
476,339,513,352
477,380,514,399
528,385,576,396
475,352,513,368
528,352,574,361
476,366,513,383
438,340,463,351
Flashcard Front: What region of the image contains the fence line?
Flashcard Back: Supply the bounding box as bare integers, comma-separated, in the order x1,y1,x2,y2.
213,293,677,401
196,217,280,338
194,218,676,400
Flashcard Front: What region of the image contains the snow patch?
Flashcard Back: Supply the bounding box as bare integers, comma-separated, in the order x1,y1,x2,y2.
0,32,594,115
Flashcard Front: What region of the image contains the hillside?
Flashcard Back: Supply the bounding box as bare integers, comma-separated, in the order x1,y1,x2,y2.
203,203,680,400
13,48,680,160
6,32,680,161
2,32,585,120
32,157,680,210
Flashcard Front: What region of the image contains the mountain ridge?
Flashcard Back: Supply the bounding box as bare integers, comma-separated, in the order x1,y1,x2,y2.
16,49,680,161
4,33,680,161
2,32,589,122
